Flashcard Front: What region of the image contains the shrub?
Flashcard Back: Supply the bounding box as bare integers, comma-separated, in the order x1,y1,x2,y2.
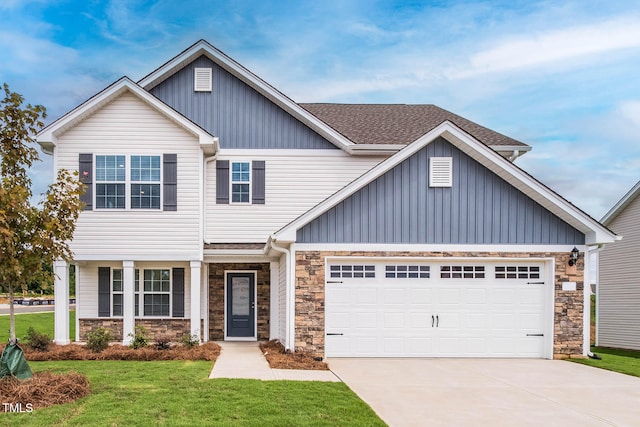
129,325,149,349
154,334,172,350
179,333,200,348
86,327,113,353
24,327,51,352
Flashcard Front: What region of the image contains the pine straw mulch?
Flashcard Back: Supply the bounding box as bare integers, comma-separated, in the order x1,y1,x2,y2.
259,340,329,370
3,342,221,362
1,371,90,410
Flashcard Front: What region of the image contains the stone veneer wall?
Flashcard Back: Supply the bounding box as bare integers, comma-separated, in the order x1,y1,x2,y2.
208,263,271,340
79,318,192,342
295,251,584,359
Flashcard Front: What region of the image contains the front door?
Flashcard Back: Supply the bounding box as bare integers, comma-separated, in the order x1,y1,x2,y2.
226,272,256,338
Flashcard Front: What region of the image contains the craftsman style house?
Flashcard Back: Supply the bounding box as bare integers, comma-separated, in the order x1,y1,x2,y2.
37,40,616,359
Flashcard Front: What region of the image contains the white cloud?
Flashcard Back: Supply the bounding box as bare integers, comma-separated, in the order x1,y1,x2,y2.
451,16,640,78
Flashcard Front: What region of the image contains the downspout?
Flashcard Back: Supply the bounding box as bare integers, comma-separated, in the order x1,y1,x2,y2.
585,244,605,358
202,138,220,246
268,237,294,352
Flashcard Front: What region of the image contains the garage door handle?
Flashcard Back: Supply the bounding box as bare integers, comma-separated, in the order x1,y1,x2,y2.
326,281,343,284
326,333,344,336
527,281,545,285
526,333,544,337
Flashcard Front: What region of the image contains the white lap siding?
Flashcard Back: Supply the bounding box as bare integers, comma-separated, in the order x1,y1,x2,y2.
55,92,202,261
205,150,385,242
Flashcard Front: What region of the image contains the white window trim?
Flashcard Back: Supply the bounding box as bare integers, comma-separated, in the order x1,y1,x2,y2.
230,160,252,204
94,154,163,211
429,157,453,187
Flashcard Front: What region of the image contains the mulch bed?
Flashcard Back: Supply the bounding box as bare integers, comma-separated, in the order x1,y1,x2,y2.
1,342,221,362
1,371,90,411
260,340,328,370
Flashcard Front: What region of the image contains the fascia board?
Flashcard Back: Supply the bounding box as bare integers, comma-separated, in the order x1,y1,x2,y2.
37,77,216,151
600,180,640,225
138,40,355,152
275,120,617,244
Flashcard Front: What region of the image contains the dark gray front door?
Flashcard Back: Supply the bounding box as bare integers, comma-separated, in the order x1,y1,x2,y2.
226,272,255,337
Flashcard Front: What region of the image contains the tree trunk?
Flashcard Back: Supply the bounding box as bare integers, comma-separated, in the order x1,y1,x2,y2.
8,284,16,345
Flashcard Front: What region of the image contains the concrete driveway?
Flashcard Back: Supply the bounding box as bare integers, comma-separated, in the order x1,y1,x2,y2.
328,358,640,426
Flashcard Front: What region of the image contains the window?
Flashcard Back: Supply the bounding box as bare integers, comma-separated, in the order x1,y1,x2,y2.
429,157,453,187
112,269,123,316
495,266,540,280
329,265,375,279
131,155,161,209
231,162,251,203
440,265,485,279
96,155,126,208
143,269,171,316
386,265,430,279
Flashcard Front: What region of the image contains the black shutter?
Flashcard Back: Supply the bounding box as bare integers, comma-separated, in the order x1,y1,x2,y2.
163,153,177,211
98,267,111,317
216,160,229,204
252,160,265,204
79,154,93,210
172,268,185,318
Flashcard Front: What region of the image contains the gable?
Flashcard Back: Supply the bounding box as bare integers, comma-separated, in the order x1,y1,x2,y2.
296,137,585,245
150,55,337,150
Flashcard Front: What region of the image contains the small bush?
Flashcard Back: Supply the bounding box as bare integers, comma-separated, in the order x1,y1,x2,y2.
129,325,149,349
154,334,172,350
179,333,200,348
24,327,51,352
86,327,113,353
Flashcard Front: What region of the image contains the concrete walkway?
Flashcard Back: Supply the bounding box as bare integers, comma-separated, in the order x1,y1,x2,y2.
329,358,640,427
209,341,340,382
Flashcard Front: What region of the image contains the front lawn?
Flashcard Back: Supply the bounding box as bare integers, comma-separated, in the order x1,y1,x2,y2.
571,346,640,378
3,361,385,426
0,311,76,343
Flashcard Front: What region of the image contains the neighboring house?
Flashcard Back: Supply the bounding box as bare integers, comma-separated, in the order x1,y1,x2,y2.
598,181,640,350
37,40,617,359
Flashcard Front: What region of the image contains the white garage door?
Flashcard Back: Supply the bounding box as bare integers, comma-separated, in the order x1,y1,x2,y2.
325,260,549,358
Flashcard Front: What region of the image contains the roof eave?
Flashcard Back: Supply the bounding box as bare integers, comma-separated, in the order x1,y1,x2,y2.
600,180,640,226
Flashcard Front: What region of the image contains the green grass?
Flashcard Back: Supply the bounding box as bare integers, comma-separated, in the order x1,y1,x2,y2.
572,346,640,378
0,311,76,343
3,361,385,426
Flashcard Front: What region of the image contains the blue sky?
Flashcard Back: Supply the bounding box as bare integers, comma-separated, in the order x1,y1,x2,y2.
2,0,640,219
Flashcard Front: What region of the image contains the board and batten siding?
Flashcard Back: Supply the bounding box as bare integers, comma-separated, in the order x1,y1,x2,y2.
78,262,192,319
297,137,585,245
151,55,336,150
599,194,640,350
55,92,202,260
205,151,385,242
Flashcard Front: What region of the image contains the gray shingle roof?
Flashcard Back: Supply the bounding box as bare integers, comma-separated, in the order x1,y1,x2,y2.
299,103,527,147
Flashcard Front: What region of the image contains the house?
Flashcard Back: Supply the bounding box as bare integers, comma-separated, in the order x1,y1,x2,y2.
36,40,617,359
598,181,640,350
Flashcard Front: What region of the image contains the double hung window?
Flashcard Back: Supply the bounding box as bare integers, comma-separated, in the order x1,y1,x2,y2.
231,161,251,203
95,154,161,209
96,155,126,209
131,155,161,209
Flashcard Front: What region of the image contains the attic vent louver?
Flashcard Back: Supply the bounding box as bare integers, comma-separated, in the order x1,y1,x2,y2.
194,68,212,92
429,157,453,187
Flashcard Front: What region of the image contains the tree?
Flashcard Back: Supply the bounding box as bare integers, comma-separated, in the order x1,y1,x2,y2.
0,83,84,344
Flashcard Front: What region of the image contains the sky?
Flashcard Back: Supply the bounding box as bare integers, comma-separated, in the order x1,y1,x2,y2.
1,0,640,220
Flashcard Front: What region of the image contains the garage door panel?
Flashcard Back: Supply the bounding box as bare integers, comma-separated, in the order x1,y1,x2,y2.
325,261,548,358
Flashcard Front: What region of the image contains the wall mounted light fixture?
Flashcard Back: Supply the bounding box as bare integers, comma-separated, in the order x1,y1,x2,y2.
568,247,580,266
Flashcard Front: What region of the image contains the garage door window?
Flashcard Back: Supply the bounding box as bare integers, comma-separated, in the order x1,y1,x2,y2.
441,265,485,279
330,265,375,278
385,265,430,279
495,266,540,279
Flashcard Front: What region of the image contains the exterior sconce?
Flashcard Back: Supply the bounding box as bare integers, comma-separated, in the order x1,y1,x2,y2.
568,247,580,266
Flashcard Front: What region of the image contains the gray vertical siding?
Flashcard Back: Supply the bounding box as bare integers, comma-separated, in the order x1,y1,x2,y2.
297,137,585,245
150,56,336,149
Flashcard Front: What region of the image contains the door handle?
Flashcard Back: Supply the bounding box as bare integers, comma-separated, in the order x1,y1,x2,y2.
432,315,435,327
436,315,439,327
251,302,255,309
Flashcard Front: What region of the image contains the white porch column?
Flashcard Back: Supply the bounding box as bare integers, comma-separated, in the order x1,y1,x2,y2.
53,260,70,345
122,261,135,345
190,261,202,342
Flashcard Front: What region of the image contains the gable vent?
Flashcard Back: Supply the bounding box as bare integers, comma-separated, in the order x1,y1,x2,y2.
194,68,212,92
429,157,453,187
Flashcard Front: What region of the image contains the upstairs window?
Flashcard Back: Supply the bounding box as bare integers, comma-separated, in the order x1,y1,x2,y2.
96,155,126,209
131,155,161,209
231,161,251,203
